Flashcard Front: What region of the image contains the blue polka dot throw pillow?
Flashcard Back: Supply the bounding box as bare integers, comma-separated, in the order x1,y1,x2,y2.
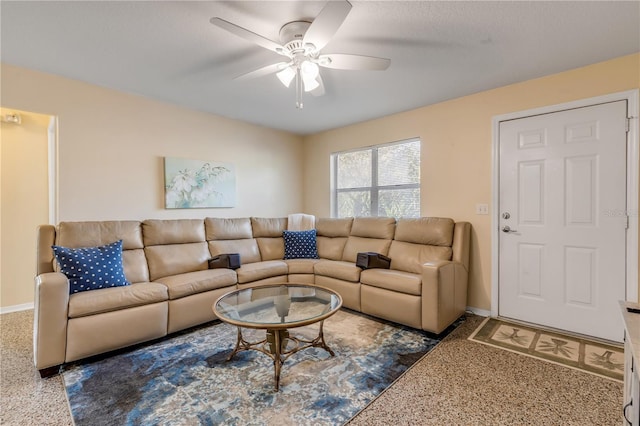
283,229,319,259
52,240,131,294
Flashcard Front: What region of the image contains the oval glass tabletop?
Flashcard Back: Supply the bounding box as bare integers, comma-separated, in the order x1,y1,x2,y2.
213,284,342,329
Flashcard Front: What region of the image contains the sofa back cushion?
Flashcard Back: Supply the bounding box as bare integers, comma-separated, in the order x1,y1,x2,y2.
251,217,287,237
143,219,205,246
252,217,286,261
204,217,261,264
316,218,353,237
394,217,454,246
388,218,455,273
205,217,253,240
315,218,352,260
143,219,209,280
341,217,395,263
145,243,211,281
316,237,347,260
208,240,262,264
388,241,453,274
55,221,149,283
350,217,396,239
342,236,392,263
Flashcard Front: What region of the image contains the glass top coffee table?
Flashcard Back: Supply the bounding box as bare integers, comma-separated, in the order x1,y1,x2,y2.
213,283,342,391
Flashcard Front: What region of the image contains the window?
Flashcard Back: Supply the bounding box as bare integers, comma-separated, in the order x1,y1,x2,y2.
332,139,420,218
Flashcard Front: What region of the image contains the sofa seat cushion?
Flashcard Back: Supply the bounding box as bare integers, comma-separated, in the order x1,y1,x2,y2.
360,269,422,296
314,260,361,282
285,258,321,274
236,260,288,284
154,269,237,300
68,282,168,318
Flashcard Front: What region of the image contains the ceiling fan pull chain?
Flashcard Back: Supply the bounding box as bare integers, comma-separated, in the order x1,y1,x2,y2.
295,67,304,109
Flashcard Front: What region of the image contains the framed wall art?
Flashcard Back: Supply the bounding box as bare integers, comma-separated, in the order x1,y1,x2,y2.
164,157,236,208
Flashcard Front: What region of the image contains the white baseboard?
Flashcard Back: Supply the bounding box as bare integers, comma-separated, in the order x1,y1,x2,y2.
466,306,491,317
0,302,34,315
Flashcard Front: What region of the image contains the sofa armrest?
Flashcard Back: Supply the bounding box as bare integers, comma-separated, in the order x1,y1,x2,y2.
34,272,70,372
421,260,468,334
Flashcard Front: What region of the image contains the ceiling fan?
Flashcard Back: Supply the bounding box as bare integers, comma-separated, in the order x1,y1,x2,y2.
210,0,390,109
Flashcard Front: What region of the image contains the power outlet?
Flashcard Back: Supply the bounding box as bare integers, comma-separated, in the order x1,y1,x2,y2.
475,203,489,215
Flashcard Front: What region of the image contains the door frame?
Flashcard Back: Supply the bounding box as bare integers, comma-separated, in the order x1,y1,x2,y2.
491,89,640,318
47,115,59,225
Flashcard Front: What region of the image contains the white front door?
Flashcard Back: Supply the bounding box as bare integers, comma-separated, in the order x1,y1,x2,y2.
498,100,628,342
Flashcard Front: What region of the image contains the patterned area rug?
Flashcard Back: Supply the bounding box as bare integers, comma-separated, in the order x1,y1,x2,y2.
468,317,624,381
62,310,461,425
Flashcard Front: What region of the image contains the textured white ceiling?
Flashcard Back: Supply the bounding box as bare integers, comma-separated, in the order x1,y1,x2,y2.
1,1,639,135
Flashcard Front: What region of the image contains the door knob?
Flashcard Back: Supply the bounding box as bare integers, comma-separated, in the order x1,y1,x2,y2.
502,225,518,233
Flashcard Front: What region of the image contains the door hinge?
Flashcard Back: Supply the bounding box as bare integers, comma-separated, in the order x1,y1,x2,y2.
626,117,631,133
626,215,630,229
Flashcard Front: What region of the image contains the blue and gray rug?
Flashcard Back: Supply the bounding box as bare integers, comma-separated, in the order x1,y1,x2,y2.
62,309,460,425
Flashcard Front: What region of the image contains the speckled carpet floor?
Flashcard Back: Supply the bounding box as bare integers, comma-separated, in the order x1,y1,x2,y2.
1,310,624,425
469,317,624,381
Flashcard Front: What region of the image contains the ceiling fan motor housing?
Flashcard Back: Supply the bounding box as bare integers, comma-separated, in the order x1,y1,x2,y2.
279,21,314,55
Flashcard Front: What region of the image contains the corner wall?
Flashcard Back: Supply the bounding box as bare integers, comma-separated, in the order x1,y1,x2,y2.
302,53,640,311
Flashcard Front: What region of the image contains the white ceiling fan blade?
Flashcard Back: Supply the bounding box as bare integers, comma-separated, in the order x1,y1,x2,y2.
235,62,290,81
210,17,287,56
318,54,390,71
310,74,325,97
303,0,352,52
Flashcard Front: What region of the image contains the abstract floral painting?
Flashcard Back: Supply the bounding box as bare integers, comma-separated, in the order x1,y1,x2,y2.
164,157,235,208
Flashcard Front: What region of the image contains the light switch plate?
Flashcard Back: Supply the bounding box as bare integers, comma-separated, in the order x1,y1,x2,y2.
476,203,489,215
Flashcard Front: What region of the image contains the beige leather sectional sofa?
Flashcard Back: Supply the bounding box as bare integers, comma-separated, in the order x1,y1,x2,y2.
34,216,470,377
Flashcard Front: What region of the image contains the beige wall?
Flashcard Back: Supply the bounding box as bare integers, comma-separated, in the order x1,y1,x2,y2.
1,108,50,307
0,63,304,222
0,63,304,309
1,54,638,310
302,53,640,311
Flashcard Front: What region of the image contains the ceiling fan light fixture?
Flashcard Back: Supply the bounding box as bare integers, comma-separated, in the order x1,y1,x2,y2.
302,76,320,92
300,61,319,79
300,61,320,92
276,66,296,87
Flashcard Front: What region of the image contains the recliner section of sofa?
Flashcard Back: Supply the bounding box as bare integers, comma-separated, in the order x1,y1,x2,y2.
314,217,396,311
34,220,170,373
207,217,288,286
144,219,237,334
33,215,470,377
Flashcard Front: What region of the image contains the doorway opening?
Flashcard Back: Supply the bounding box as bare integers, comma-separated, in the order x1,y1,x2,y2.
0,107,58,312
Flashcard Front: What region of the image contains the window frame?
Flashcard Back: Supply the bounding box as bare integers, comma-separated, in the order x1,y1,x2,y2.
331,138,421,218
